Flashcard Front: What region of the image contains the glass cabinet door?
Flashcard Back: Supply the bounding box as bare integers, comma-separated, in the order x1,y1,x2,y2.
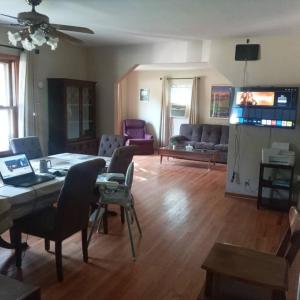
66,86,80,140
81,86,95,137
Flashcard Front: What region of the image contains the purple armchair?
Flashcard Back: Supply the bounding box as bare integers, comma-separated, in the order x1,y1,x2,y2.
123,119,154,155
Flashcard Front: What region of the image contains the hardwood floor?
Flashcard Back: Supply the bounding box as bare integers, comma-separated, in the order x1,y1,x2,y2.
0,155,299,300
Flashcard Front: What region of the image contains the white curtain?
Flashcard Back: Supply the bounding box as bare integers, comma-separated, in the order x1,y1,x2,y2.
114,78,127,134
159,77,170,146
189,77,200,124
18,51,34,137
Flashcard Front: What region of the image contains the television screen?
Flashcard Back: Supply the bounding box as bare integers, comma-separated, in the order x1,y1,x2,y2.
230,87,298,128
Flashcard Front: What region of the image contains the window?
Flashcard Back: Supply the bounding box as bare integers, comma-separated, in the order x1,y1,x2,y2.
169,84,192,135
0,55,19,153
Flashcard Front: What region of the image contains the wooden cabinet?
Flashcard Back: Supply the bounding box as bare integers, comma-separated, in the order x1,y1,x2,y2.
48,78,98,155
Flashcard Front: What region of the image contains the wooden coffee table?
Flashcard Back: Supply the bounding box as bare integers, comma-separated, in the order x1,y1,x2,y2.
159,147,219,170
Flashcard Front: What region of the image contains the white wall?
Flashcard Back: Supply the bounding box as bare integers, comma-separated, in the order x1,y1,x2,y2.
32,42,89,153
0,27,89,153
88,33,300,200
125,68,231,146
87,41,207,135
209,35,300,197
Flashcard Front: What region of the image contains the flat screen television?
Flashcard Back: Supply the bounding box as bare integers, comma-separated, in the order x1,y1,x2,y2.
229,86,298,128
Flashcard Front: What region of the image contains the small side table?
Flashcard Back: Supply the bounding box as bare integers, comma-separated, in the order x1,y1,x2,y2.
201,242,288,300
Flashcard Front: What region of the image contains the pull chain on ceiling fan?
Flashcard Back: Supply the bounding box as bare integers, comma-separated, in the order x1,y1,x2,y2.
0,0,94,51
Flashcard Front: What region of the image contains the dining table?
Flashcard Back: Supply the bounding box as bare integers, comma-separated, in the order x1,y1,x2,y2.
0,152,111,249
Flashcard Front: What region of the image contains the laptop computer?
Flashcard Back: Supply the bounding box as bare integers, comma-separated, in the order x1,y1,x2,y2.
0,154,55,187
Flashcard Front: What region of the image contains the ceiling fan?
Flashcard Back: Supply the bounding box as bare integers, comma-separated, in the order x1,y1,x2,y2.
0,0,94,51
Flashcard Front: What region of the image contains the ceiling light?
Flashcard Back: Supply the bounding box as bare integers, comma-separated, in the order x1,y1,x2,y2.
8,31,22,46
21,38,36,51
46,36,59,51
30,29,47,46
7,28,59,51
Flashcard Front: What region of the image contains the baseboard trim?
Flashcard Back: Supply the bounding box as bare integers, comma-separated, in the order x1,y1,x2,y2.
225,192,257,201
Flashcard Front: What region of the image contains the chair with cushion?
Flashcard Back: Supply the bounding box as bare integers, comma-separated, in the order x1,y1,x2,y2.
93,145,137,233
107,145,136,174
199,206,300,300
90,162,142,259
123,119,154,155
13,158,106,281
10,136,43,159
98,134,125,157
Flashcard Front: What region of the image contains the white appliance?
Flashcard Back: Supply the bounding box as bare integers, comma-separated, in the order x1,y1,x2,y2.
262,142,295,165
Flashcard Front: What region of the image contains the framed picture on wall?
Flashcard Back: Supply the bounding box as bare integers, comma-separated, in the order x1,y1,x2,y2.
210,85,233,118
140,88,150,101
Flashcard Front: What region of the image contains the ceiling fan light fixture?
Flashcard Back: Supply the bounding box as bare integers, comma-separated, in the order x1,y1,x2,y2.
30,28,46,46
8,31,22,46
21,37,36,51
46,36,59,50
3,0,93,51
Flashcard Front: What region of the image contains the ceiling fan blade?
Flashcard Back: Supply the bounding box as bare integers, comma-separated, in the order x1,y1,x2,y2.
51,24,94,34
0,23,25,27
55,30,83,45
0,14,18,20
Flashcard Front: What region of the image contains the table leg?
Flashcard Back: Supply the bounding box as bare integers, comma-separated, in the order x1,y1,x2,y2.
208,159,211,170
160,155,163,164
272,290,286,300
204,271,214,297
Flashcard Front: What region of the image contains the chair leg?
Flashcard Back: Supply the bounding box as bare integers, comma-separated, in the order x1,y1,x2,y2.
10,227,22,268
45,239,50,251
102,205,108,234
82,228,88,263
272,290,286,300
87,205,105,246
120,206,125,224
124,208,136,259
132,206,142,236
55,241,63,282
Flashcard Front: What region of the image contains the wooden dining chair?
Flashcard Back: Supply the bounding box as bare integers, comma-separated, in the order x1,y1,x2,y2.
10,136,43,160
200,206,300,300
13,158,105,281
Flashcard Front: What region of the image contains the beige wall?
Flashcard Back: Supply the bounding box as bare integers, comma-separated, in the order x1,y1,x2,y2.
0,27,89,153
125,68,231,146
87,41,207,135
209,35,300,197
88,34,300,200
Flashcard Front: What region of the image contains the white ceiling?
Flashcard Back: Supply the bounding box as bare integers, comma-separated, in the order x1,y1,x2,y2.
136,63,210,71
1,0,300,46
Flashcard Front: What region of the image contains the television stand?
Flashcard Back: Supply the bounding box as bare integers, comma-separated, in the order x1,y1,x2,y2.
257,162,294,211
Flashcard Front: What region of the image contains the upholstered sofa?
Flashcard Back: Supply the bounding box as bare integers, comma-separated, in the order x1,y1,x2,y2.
170,124,229,163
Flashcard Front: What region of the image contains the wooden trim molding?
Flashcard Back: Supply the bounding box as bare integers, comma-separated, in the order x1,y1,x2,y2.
225,192,257,201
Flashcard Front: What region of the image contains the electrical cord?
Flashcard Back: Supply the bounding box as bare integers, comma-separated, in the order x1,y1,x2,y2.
232,56,248,183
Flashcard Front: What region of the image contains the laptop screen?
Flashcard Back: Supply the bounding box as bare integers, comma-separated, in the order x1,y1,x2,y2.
0,154,33,180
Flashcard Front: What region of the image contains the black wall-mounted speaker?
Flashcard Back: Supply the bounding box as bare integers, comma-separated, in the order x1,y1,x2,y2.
235,44,260,61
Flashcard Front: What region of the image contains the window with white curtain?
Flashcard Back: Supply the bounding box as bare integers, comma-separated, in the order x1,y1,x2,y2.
169,84,192,135
0,56,18,153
